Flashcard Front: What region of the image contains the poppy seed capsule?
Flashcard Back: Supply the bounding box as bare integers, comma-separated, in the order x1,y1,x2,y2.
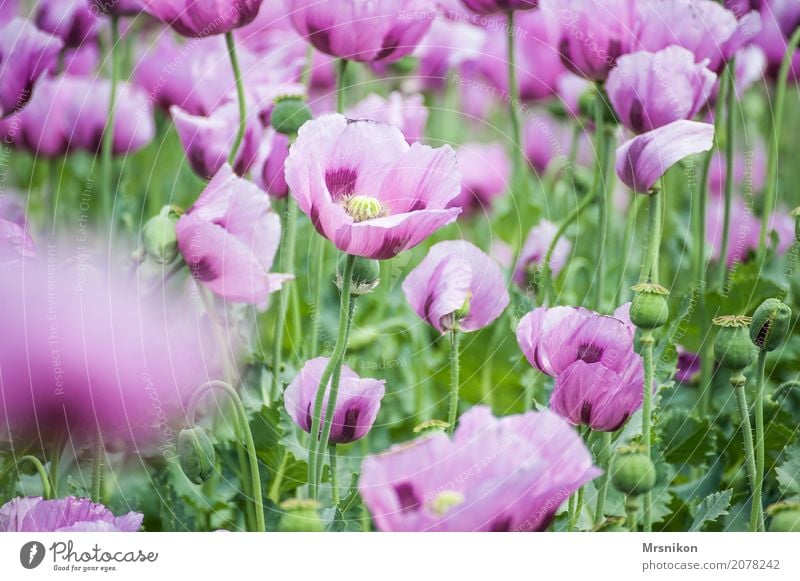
750,299,791,352
713,316,755,371
338,255,380,296
142,205,180,264
270,96,312,137
178,426,216,485
767,503,800,532
611,446,656,496
630,284,669,329
279,499,324,532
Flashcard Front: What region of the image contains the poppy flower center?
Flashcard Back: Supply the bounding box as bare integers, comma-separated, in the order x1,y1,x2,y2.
577,343,603,363
428,491,465,516
344,195,387,222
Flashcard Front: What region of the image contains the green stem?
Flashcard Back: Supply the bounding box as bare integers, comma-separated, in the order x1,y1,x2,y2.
626,495,639,532
309,236,327,358
446,330,461,435
717,61,736,288
640,187,663,284
751,350,767,532
759,28,800,259
336,59,349,114
18,456,52,500
592,93,610,311
641,330,655,532
568,485,585,531
731,372,760,533
330,445,340,507
91,428,104,503
594,431,613,525
268,449,289,504
506,10,528,211
225,31,247,166
271,197,299,401
187,380,266,532
307,254,356,499
100,15,120,229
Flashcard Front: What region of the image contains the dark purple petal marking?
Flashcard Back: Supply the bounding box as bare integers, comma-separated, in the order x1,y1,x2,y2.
580,401,593,425
577,343,603,364
394,483,421,513
191,257,219,283
490,516,512,532
629,98,646,134
306,23,332,55
335,406,361,443
325,167,358,202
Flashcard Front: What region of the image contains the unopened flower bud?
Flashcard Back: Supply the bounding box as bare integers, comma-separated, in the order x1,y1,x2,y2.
611,445,656,496
578,87,618,126
713,316,755,371
279,499,324,532
270,95,312,137
142,205,180,264
413,419,449,435
630,283,670,329
338,255,380,296
390,55,418,75
767,502,800,532
750,298,791,352
178,426,216,485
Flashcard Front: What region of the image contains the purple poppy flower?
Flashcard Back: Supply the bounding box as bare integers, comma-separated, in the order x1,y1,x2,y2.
254,130,290,199
285,357,385,444
285,114,462,260
0,18,62,118
708,145,766,197
517,305,644,431
360,405,600,531
524,113,576,174
0,76,71,156
447,143,510,215
556,0,640,81
171,102,263,180
35,0,98,48
347,92,428,144
402,240,509,333
753,0,800,78
89,0,144,16
616,120,715,194
676,347,700,385
141,0,263,37
289,0,435,63
56,42,100,76
607,47,717,134
0,0,18,25
176,164,290,305
0,497,142,532
513,220,570,289
461,0,538,14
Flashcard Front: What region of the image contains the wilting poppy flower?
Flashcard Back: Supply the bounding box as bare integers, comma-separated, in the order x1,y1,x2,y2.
461,0,539,13
0,497,143,532
606,47,717,134
254,130,290,198
289,0,435,63
0,18,62,118
517,305,644,431
176,164,290,305
89,0,144,16
360,405,600,531
285,357,385,444
513,220,570,289
347,92,428,144
616,120,715,193
447,143,510,215
140,0,263,37
285,114,462,259
402,241,509,333
172,102,263,180
35,0,97,48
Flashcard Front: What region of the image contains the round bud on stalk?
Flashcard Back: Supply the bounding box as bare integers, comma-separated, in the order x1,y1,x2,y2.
337,255,380,296
390,56,418,75
178,426,216,485
611,445,656,496
713,316,755,371
767,502,800,532
279,499,324,532
630,283,670,329
270,96,313,137
413,419,450,435
750,298,791,352
142,205,180,264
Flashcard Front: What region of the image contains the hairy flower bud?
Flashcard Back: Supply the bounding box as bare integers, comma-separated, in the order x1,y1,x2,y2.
270,96,312,137
630,283,670,329
279,499,324,532
337,255,380,296
611,445,656,496
750,298,791,352
413,419,449,435
178,426,216,485
142,205,180,264
713,316,755,371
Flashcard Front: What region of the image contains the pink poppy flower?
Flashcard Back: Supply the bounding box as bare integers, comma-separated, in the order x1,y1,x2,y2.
176,164,290,305
89,0,144,17
285,357,386,444
285,114,462,259
254,130,290,199
141,0,263,37
35,0,97,48
402,240,509,333
461,0,539,14
0,217,35,263
360,405,600,531
513,220,570,289
1,497,142,532
447,142,510,215
347,91,428,144
0,0,18,25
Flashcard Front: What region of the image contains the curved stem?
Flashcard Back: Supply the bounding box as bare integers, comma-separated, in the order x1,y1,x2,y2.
759,28,800,259
187,380,265,532
18,456,52,500
330,445,340,507
271,197,299,401
100,14,120,229
751,350,767,532
225,31,247,167
446,330,461,435
594,431,613,525
91,428,104,503
717,62,736,288
732,372,760,533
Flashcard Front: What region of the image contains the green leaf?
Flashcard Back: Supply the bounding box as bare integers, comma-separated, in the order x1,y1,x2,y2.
776,444,800,499
689,489,732,532
657,410,718,466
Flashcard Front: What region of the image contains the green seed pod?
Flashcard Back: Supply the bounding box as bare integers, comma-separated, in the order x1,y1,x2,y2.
142,205,180,264
390,55,418,75
611,446,656,496
178,426,216,485
750,298,791,352
630,283,670,329
279,499,324,532
413,419,450,436
270,95,312,137
713,316,755,371
338,255,380,296
767,503,800,532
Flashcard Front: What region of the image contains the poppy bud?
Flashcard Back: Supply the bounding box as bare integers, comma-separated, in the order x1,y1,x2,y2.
279,499,324,532
630,283,670,329
178,426,216,485
142,205,180,264
611,445,656,496
338,255,380,296
750,299,791,352
578,88,618,126
713,316,755,371
413,419,449,435
270,96,312,137
390,56,418,75
767,502,800,532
